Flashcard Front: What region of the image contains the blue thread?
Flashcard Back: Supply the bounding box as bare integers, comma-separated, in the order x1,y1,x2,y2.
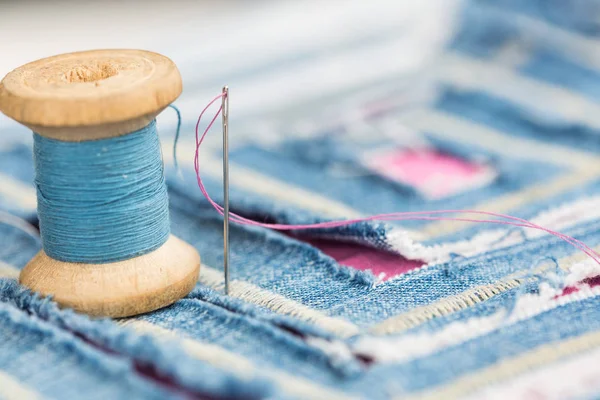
168,104,182,173
33,121,170,263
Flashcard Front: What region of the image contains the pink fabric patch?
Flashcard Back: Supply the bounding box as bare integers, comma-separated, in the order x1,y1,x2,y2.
364,149,496,199
301,237,423,280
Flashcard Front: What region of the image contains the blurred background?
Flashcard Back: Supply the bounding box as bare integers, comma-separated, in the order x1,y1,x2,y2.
0,0,459,141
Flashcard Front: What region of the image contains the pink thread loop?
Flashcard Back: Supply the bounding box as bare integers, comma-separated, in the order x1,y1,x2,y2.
192,92,600,266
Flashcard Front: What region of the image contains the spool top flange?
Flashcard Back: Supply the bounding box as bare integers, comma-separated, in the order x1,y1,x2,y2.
0,49,182,141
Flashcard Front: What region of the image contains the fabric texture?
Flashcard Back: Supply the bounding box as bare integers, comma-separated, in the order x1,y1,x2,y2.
2,1,600,399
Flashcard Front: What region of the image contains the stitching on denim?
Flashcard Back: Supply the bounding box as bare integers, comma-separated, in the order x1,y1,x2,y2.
305,336,365,376
0,280,272,399
370,279,521,334
356,265,600,363
187,281,347,340
122,319,359,400
181,287,365,377
329,223,600,320
0,370,41,400
370,247,599,335
200,264,361,338
403,329,600,400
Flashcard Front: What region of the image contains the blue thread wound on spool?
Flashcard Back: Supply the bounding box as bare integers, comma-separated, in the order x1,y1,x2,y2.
33,120,171,263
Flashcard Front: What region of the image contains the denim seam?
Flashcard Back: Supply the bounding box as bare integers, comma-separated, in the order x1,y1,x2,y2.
404,109,598,168
177,292,365,377
185,285,342,340
0,280,272,399
323,221,600,322
369,246,600,335
356,273,600,364
370,279,521,335
123,319,360,400
199,263,361,338
0,302,186,399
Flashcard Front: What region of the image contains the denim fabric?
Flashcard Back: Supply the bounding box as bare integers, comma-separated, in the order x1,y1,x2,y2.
435,88,600,153
3,1,600,399
227,136,563,229
521,51,600,98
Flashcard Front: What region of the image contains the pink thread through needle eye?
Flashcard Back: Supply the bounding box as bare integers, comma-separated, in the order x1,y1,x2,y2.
191,92,600,266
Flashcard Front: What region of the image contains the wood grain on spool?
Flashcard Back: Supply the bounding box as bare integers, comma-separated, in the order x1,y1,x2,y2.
21,236,200,318
0,49,201,317
0,49,182,140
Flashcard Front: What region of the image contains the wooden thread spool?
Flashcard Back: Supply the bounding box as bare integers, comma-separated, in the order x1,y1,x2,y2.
0,49,201,317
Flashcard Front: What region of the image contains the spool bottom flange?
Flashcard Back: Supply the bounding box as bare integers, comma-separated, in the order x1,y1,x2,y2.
19,235,200,317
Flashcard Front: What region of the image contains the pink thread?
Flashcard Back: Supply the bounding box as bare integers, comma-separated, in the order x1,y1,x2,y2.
192,92,600,266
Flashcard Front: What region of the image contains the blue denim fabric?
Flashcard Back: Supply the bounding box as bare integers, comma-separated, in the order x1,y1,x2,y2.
3,1,600,399
228,138,563,230
0,280,271,400
475,0,600,36
435,88,600,153
521,51,600,99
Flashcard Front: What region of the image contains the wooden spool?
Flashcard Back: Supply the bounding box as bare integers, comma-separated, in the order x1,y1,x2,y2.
0,49,201,317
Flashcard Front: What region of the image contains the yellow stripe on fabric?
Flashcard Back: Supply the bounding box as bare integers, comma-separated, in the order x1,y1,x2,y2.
199,265,360,338
399,109,599,169
398,109,600,239
402,329,600,400
371,247,597,335
438,53,600,129
118,320,256,376
510,12,600,71
462,344,600,400
0,370,42,400
162,140,366,219
0,262,19,280
420,168,600,239
122,320,358,400
371,279,521,335
0,173,36,211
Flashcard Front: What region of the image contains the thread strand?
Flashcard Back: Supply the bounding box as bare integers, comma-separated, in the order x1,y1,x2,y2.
181,92,600,266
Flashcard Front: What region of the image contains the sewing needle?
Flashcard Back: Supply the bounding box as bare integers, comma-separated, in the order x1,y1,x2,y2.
222,86,230,295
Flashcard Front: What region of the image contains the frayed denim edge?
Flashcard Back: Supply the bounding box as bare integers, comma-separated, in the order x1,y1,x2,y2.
0,280,272,400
